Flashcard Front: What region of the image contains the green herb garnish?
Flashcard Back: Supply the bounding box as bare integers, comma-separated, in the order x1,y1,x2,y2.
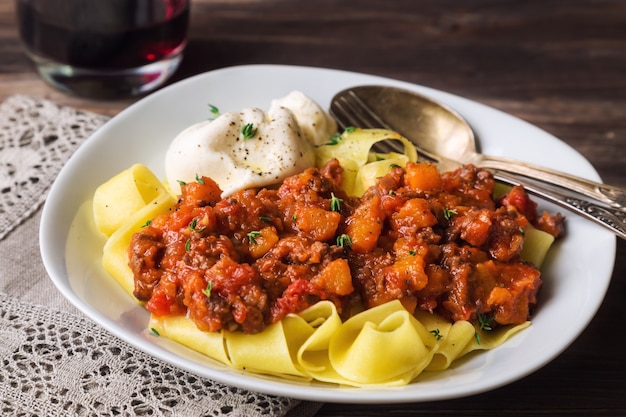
336,234,352,248
241,123,258,140
443,208,458,220
247,231,262,244
330,193,343,212
188,218,206,233
325,133,343,146
208,104,220,120
478,313,494,331
430,329,442,341
202,281,213,298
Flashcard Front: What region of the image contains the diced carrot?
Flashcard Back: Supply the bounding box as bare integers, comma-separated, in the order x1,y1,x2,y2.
296,206,341,241
312,258,354,295
345,195,383,253
248,226,279,258
487,287,512,305
388,255,429,292
391,198,438,230
180,176,223,207
455,208,492,247
404,162,442,192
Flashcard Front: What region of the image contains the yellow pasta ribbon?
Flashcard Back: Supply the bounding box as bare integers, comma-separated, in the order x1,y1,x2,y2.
149,315,231,367
225,315,313,379
414,310,531,371
352,152,411,196
461,321,530,357
295,301,343,374
414,310,476,371
315,128,418,196
520,225,555,268
327,300,438,386
93,164,168,237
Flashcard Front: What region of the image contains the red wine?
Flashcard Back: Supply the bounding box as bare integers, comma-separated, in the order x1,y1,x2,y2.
16,0,189,70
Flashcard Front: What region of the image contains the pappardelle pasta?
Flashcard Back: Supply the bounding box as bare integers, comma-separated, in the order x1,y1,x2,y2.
92,126,563,387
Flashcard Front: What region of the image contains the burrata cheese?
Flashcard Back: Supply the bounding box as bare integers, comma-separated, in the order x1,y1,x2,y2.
269,91,337,146
165,101,321,197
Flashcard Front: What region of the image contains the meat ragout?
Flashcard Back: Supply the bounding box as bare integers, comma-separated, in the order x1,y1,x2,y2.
129,159,564,334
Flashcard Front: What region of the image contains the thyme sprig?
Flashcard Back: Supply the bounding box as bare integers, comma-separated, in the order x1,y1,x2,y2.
325,133,342,146
443,208,458,220
324,126,356,146
208,104,220,120
247,230,262,244
188,218,206,233
330,193,343,212
241,123,258,140
336,234,352,248
475,314,495,345
430,329,442,341
202,281,213,298
478,313,495,331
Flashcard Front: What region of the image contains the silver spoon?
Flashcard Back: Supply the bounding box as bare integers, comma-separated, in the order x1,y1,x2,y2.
330,85,626,240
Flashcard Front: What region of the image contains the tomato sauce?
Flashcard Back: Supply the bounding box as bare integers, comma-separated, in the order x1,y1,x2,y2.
129,160,563,334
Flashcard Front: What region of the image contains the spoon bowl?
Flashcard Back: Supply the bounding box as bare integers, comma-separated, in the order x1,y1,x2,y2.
339,85,477,163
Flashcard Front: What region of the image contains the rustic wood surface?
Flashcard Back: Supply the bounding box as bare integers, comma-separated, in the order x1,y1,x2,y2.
1,1,624,415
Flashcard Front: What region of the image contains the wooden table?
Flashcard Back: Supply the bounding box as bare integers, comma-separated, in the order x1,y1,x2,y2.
2,1,625,415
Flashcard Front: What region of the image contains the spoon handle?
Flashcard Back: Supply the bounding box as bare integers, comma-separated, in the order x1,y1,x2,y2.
476,155,626,211
494,171,626,240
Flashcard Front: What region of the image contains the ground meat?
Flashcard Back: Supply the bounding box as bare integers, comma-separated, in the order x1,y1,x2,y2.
128,160,563,334
129,228,165,301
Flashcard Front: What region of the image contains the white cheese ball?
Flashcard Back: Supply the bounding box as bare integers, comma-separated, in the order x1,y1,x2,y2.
165,106,316,197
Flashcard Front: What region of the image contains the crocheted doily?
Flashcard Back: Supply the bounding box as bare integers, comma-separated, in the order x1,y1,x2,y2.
0,95,321,417
0,294,307,417
0,95,109,240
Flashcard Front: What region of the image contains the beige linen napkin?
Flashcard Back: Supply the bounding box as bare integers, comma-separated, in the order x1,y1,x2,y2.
0,95,323,417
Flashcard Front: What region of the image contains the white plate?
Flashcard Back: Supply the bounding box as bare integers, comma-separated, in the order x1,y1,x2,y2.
40,64,616,403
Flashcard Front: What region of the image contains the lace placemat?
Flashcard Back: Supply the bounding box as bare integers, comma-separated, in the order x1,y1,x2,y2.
0,95,109,240
0,95,323,417
0,294,319,417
